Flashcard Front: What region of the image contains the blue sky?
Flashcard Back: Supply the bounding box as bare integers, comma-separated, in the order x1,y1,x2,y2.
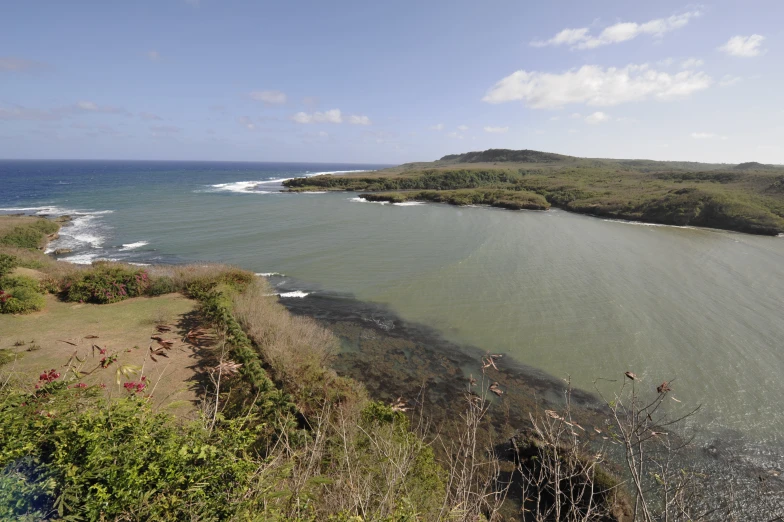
1,0,781,164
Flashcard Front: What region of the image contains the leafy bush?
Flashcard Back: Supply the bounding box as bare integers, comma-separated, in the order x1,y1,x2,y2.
0,220,59,249
184,268,255,298
0,276,45,314
0,254,18,278
62,264,150,304
0,387,267,521
146,275,177,296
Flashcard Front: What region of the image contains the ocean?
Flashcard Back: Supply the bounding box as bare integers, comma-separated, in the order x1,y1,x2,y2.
2,159,784,478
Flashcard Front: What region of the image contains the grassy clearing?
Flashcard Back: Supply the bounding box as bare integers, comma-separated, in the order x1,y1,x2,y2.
283,149,784,235
0,293,202,417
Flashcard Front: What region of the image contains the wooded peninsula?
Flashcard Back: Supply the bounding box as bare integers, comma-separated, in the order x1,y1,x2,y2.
284,149,784,236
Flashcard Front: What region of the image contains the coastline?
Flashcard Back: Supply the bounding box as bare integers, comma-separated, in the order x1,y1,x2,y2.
287,186,784,237
282,164,784,236
3,213,782,516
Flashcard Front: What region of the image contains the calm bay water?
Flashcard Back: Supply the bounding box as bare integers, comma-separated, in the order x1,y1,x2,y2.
2,160,784,463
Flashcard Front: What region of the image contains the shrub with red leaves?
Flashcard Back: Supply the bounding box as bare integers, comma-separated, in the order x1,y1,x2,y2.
39,369,60,383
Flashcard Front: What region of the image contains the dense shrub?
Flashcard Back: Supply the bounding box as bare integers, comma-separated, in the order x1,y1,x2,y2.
198,287,278,394
62,264,150,304
0,220,59,249
0,387,268,521
184,268,255,298
0,254,18,278
0,276,45,314
146,275,177,296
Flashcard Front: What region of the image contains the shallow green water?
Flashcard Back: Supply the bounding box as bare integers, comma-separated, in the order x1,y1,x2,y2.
8,167,784,453
77,189,783,449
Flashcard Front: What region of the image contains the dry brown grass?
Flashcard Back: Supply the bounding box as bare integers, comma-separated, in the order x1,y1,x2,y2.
232,279,367,417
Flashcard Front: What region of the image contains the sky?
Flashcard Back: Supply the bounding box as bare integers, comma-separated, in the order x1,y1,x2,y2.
1,0,782,164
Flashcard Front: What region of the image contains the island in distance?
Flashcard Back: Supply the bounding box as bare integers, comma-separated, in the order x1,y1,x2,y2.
284,148,784,236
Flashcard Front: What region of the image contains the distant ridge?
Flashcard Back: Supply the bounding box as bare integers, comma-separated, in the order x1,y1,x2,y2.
440,148,570,164
436,148,782,171
734,161,775,171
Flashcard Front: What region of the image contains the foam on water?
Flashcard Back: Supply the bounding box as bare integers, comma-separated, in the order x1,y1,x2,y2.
392,201,424,206
256,272,284,277
279,290,310,298
120,241,149,251
349,197,388,205
208,181,272,194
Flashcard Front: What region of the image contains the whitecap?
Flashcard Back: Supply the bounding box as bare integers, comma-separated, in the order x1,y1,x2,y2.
349,197,388,205
120,241,149,251
602,218,699,231
279,291,309,298
301,191,327,194
305,169,370,176
61,252,102,265
392,201,424,206
208,181,272,194
256,272,284,277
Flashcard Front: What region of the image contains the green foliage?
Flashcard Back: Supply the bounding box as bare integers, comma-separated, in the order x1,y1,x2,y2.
146,276,177,296
0,276,46,314
61,264,150,304
287,155,784,235
361,188,550,211
0,254,18,278
198,288,280,395
0,219,59,250
184,268,255,298
0,386,267,520
0,349,22,367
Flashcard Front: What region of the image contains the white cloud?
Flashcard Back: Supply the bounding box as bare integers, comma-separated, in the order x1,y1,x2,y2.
585,111,610,124
430,123,444,131
72,101,126,114
318,131,329,138
238,116,255,130
569,112,582,119
457,124,469,131
139,112,162,121
531,28,590,48
691,132,728,140
291,109,342,124
150,125,181,134
680,57,704,69
657,57,675,67
0,105,59,121
568,129,579,134
549,116,560,121
719,35,765,57
484,126,509,133
719,75,742,87
0,57,44,72
532,11,700,50
0,102,126,120
483,64,712,109
348,114,371,125
250,90,287,105
147,50,160,61
447,131,464,139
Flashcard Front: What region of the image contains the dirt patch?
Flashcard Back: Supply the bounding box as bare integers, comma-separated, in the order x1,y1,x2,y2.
0,293,215,419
